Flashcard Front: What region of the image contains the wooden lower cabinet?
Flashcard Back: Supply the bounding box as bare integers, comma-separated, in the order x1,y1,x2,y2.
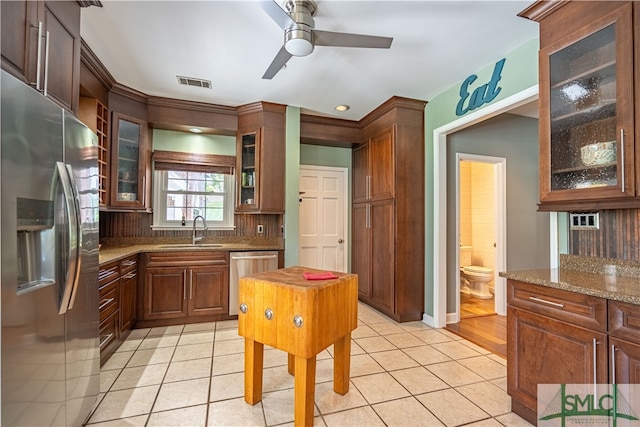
98,277,120,364
189,265,228,317
138,251,230,327
120,258,137,333
98,255,137,365
142,266,189,320
353,199,396,316
609,300,640,384
507,280,640,424
369,199,395,314
507,306,608,424
610,337,640,384
99,310,119,365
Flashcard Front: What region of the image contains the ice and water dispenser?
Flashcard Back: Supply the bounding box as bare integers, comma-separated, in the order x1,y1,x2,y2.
16,197,56,294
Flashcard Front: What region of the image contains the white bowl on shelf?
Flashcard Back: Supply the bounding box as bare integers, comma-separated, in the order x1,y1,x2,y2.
580,141,616,166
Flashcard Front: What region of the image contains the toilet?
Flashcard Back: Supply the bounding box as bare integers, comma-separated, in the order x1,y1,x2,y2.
459,246,494,299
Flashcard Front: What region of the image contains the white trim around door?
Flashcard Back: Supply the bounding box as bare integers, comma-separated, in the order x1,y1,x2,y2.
298,165,349,272
427,85,551,328
452,153,507,324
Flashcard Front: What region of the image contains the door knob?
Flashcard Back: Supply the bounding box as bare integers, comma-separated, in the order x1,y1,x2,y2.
338,239,344,244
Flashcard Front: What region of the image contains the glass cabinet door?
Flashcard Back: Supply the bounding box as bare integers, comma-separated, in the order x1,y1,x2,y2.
110,113,147,209
237,132,258,210
549,24,618,191
116,119,140,200
541,4,634,204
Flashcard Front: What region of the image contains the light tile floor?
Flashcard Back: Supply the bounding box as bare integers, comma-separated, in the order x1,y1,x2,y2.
86,303,533,427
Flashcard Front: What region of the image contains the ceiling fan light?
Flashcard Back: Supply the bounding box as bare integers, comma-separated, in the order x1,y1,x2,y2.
285,37,313,56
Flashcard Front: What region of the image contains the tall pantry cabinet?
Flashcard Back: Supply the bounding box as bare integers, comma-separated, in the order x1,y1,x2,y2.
352,97,426,322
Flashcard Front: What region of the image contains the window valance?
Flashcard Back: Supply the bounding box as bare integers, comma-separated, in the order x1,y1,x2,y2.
152,150,236,174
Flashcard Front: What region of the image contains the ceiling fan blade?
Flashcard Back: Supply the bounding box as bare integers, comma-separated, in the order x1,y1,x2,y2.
258,0,297,31
262,45,293,79
313,30,393,49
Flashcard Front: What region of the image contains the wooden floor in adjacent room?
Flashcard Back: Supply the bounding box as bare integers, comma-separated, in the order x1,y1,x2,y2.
447,294,507,358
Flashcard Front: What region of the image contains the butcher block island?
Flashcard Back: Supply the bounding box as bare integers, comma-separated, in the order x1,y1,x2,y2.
238,266,358,427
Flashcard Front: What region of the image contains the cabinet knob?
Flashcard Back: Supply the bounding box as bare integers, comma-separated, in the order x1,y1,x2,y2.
293,315,304,328
239,303,248,314
264,308,274,320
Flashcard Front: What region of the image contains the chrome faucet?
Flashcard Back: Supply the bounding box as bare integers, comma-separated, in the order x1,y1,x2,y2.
192,215,208,245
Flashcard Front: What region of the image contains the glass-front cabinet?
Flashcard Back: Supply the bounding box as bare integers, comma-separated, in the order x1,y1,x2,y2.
235,102,286,214
236,132,259,211
539,4,634,209
109,112,149,210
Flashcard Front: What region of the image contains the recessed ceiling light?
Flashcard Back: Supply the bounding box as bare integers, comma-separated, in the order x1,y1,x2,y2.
335,105,350,112
189,127,203,133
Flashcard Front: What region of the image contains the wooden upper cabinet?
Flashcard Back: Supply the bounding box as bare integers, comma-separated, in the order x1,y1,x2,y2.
1,1,36,80
235,102,286,214
352,127,395,204
352,143,369,204
368,128,395,201
523,1,637,211
1,1,81,113
109,112,150,210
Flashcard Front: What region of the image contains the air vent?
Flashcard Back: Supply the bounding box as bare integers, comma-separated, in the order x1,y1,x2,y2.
176,76,212,89
570,212,599,230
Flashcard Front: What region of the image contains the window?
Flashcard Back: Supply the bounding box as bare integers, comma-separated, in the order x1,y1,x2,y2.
151,151,236,230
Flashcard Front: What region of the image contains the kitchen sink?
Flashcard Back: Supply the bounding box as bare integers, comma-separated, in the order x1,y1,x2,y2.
159,243,224,249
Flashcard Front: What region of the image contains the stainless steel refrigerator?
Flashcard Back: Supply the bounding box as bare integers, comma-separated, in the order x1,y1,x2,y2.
1,70,100,426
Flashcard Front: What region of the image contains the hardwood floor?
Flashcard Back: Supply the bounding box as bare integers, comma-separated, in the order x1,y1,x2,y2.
460,292,495,318
446,314,507,359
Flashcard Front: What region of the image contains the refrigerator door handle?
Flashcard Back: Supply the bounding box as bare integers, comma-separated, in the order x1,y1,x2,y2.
65,162,83,310
55,162,81,314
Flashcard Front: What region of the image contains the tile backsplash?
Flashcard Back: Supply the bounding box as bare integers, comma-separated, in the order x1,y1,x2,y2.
99,212,283,239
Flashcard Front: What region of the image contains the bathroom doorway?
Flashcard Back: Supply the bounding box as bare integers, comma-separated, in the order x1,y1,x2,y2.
455,154,506,322
457,157,502,319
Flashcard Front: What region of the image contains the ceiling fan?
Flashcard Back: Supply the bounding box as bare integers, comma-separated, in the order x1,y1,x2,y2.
259,0,394,79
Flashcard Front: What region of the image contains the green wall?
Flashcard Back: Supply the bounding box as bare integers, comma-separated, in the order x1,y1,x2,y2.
423,38,540,318
300,144,352,169
152,129,235,155
284,107,301,267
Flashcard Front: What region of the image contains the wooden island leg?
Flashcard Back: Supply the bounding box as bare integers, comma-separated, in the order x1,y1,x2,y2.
287,353,295,375
244,338,264,405
294,355,316,427
333,332,351,395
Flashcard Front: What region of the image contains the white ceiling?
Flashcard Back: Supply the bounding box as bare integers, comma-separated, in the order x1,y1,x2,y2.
80,1,540,122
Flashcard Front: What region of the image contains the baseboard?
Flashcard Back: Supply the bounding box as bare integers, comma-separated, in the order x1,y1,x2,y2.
446,312,459,324
421,313,436,327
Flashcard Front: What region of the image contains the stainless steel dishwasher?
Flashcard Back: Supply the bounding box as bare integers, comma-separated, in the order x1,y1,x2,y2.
229,251,279,315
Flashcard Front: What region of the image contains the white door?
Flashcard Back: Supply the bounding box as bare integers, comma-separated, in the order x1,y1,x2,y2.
298,165,348,272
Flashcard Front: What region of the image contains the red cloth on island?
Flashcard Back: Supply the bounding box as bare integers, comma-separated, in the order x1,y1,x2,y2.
302,272,338,280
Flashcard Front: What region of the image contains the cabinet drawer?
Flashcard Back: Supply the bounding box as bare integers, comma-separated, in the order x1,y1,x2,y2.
99,279,119,322
609,300,640,342
99,262,119,287
144,251,229,267
507,280,607,332
120,256,138,274
99,309,119,351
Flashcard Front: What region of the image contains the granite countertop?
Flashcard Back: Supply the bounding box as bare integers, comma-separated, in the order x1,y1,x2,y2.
499,254,640,305
99,237,284,265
